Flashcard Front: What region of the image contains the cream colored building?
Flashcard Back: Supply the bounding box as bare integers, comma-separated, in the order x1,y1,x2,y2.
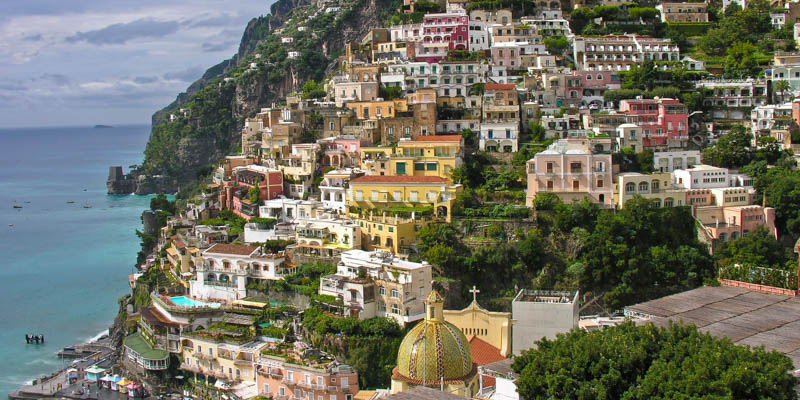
443,296,513,357
614,172,687,209
181,336,266,385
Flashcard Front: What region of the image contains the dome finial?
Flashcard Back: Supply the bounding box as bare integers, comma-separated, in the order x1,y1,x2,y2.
426,290,444,321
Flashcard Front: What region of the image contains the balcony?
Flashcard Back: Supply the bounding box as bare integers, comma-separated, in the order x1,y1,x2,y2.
194,351,215,361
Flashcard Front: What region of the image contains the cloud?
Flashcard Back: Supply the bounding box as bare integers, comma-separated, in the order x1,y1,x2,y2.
201,40,238,52
163,66,204,82
38,73,70,86
22,33,42,41
133,76,159,84
184,13,240,28
65,18,180,45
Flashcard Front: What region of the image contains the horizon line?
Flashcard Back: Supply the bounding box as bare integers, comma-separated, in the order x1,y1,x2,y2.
0,122,152,130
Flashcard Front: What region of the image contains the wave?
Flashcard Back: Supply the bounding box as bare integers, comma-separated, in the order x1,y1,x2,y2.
86,329,109,344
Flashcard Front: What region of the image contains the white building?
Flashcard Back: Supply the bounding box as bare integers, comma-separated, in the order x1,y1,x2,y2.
190,244,291,302
653,150,701,173
673,164,731,190
319,168,365,213
511,290,579,355
294,215,361,259
318,250,432,326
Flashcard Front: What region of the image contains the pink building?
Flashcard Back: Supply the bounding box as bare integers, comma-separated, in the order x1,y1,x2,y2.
685,189,713,207
255,354,359,400
619,98,689,150
490,42,522,69
525,139,614,207
695,205,777,251
421,12,469,59
319,136,370,169
220,165,283,219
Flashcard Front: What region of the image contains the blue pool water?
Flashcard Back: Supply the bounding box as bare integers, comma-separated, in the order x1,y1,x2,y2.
170,296,221,308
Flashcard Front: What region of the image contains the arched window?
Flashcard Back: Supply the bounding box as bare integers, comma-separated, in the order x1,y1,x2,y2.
719,233,727,241
626,182,635,193
664,198,674,207
639,182,649,192
651,180,660,192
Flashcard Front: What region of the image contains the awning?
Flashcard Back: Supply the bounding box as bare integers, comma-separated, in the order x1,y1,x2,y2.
118,378,131,387
231,382,258,399
214,380,227,389
86,366,105,374
100,375,114,382
232,299,268,309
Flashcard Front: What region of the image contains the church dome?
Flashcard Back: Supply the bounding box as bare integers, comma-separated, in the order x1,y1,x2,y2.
394,291,475,385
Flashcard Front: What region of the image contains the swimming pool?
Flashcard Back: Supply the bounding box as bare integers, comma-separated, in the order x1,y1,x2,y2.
170,296,221,308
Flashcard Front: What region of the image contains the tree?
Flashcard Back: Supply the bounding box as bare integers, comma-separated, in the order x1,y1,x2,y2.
714,227,791,269
512,322,796,400
701,126,753,168
568,7,593,35
755,136,782,164
529,122,545,142
774,79,791,103
621,60,657,91
724,42,760,79
301,79,326,99
248,185,261,204
543,36,569,55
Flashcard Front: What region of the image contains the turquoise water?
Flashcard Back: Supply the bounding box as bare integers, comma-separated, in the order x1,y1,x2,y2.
169,296,221,308
0,125,155,395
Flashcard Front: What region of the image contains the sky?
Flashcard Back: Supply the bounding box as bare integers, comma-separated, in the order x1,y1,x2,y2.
0,0,274,128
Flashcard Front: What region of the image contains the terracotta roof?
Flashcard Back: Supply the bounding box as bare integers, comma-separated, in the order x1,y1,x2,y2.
469,336,506,366
412,135,463,142
384,385,469,399
349,175,449,184
205,243,259,256
484,83,517,90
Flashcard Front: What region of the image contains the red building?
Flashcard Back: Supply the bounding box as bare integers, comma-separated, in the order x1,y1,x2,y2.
619,98,689,150
219,165,283,219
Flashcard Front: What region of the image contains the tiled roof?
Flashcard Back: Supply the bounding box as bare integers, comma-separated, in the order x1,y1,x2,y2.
349,175,449,184
469,336,505,366
205,243,259,256
385,386,465,399
412,135,463,142
484,83,517,90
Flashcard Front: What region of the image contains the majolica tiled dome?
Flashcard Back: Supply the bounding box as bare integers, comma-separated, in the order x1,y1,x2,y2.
394,291,474,385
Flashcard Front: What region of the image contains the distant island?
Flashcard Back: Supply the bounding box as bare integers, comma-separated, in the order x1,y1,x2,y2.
93,125,113,129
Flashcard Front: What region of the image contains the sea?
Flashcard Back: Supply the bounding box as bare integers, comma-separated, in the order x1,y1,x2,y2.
0,125,157,396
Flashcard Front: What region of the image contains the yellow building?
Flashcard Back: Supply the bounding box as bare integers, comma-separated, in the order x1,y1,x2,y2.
359,135,464,181
346,99,409,120
356,213,430,254
392,135,463,181
391,291,479,398
180,335,264,384
443,291,513,357
347,175,462,222
614,172,687,209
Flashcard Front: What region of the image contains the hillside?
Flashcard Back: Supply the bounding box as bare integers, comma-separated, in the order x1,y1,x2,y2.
137,0,400,193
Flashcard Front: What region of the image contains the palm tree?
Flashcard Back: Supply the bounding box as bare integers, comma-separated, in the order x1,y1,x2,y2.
775,79,791,103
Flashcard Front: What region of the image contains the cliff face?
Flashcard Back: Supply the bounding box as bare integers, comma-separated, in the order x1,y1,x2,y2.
134,0,398,194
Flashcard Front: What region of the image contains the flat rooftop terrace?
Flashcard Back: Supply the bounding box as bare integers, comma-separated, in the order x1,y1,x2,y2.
626,286,800,368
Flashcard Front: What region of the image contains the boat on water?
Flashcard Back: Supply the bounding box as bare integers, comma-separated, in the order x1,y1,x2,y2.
12,201,22,209
67,200,75,204
83,203,92,209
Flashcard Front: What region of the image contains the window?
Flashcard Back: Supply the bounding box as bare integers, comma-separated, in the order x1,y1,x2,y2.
546,162,554,173
371,191,379,201
391,304,400,314
626,182,635,193
573,181,579,190
355,191,363,201
410,191,418,202
263,384,270,394
396,163,406,175
329,122,335,130
393,191,401,201
391,289,400,298
426,163,438,171
415,162,425,171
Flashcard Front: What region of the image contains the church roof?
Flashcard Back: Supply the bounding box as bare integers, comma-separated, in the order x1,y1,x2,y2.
468,336,505,366
395,291,474,385
385,386,465,399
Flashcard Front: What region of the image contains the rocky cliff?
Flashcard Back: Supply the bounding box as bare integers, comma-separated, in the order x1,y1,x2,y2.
128,0,398,194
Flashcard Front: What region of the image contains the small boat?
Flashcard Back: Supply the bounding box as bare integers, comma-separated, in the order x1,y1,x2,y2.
67,201,75,204
12,205,22,209
8,224,13,227
24,201,30,204
83,203,92,209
